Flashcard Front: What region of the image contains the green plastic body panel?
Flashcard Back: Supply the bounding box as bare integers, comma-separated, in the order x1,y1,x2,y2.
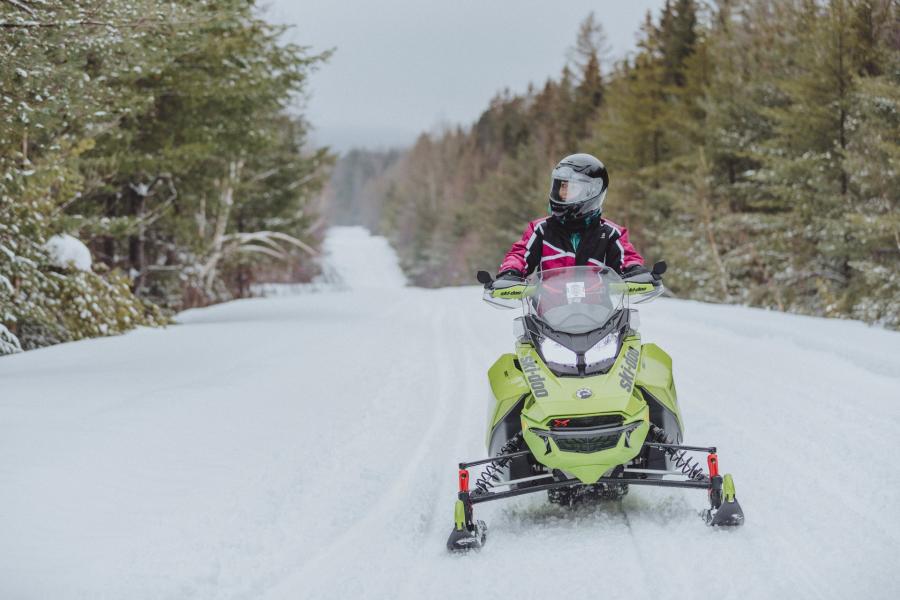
517,334,650,484
485,353,530,448
454,500,466,530
723,474,736,502
482,332,683,485
634,342,684,433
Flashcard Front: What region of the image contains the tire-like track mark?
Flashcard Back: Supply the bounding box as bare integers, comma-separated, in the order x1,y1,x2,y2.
267,301,455,599
393,302,489,598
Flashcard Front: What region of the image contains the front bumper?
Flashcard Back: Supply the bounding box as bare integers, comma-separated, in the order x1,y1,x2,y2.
521,410,650,483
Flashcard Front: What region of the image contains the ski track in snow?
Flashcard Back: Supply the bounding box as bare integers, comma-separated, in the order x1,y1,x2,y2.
1,225,899,600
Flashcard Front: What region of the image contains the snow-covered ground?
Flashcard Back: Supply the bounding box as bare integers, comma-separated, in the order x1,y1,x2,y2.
2,226,899,600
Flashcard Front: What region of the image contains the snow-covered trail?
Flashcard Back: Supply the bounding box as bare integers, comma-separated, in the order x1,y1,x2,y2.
2,226,899,600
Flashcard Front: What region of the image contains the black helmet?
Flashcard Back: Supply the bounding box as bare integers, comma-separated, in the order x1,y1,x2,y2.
548,153,609,223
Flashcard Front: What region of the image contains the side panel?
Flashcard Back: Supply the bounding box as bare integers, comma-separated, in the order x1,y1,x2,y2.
635,343,683,435
485,353,530,451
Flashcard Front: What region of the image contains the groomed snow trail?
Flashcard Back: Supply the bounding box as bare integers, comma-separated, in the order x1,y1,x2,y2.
1,226,899,600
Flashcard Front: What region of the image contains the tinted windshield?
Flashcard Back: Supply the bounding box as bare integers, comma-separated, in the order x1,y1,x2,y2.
526,266,625,334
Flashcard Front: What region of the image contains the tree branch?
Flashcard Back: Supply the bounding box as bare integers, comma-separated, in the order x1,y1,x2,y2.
0,16,225,29
2,0,35,17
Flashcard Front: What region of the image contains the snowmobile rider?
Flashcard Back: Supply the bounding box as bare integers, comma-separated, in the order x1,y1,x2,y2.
496,153,650,281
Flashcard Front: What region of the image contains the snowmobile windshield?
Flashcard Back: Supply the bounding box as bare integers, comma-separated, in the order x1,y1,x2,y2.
525,266,625,334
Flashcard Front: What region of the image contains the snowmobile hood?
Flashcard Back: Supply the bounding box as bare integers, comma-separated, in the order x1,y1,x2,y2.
514,336,646,424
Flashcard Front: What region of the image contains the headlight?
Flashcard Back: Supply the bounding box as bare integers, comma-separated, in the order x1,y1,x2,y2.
539,337,578,366
585,330,620,367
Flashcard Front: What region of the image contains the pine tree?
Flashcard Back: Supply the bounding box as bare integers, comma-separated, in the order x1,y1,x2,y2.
567,12,612,79
367,0,899,328
659,0,699,87
759,0,859,316
0,0,333,351
572,53,605,136
843,74,900,326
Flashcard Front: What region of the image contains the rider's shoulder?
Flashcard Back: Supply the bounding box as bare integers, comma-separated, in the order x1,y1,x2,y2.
599,216,625,237
524,216,550,234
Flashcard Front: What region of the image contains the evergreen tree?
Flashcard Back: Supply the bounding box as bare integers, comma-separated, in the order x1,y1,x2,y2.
0,0,333,352
659,0,699,87
369,0,899,328
572,53,605,134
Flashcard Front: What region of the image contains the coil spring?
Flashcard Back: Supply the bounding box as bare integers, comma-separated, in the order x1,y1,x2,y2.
650,426,708,483
472,433,524,496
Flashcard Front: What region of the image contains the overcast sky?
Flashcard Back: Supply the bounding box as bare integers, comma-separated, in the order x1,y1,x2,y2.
262,0,666,153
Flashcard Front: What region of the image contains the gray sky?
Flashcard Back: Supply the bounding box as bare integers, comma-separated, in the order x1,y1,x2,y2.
263,1,666,152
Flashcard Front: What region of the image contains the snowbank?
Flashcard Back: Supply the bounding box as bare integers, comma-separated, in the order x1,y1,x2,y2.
45,234,92,271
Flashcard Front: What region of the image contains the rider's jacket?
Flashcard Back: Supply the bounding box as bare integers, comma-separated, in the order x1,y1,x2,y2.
499,216,644,276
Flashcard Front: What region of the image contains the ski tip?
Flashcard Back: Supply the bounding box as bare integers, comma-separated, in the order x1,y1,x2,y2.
446,520,488,552
705,496,745,527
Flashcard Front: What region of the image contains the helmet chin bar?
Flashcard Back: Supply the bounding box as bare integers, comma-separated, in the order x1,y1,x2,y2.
548,190,606,223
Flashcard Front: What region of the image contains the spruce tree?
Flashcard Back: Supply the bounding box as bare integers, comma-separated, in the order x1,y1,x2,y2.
1,0,333,351
366,0,899,328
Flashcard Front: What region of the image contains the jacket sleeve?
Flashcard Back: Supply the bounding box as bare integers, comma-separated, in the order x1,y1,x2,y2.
616,225,644,270
498,220,543,276
604,219,644,272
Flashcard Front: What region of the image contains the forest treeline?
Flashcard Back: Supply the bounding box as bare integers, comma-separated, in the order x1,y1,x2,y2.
324,149,400,230
0,1,330,354
352,0,899,328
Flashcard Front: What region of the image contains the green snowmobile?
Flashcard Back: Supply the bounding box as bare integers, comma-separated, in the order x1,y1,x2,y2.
447,263,744,551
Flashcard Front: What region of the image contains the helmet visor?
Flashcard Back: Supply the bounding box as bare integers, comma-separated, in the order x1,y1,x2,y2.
550,178,592,204
549,166,603,205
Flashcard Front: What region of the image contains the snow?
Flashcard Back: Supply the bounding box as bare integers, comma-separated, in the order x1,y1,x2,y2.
2,226,900,599
319,225,407,288
44,233,92,271
248,227,406,297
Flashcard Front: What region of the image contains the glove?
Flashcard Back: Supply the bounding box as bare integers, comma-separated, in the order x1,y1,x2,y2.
495,269,524,282
623,263,659,283
487,269,526,298
623,264,650,277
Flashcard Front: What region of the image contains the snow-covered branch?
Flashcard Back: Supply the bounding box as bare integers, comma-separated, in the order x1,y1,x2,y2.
134,175,178,228
0,15,227,30
0,324,22,355
221,230,319,256
2,0,35,16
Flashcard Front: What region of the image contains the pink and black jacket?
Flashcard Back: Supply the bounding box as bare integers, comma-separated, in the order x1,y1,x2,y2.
498,216,644,277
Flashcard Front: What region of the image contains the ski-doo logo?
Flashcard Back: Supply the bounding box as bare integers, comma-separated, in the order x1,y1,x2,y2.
520,356,549,398
618,347,640,392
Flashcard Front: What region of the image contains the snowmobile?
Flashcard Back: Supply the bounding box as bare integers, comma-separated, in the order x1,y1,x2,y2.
447,263,744,551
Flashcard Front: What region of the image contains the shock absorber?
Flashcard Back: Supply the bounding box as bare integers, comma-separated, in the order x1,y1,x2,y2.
472,433,524,496
648,425,709,483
